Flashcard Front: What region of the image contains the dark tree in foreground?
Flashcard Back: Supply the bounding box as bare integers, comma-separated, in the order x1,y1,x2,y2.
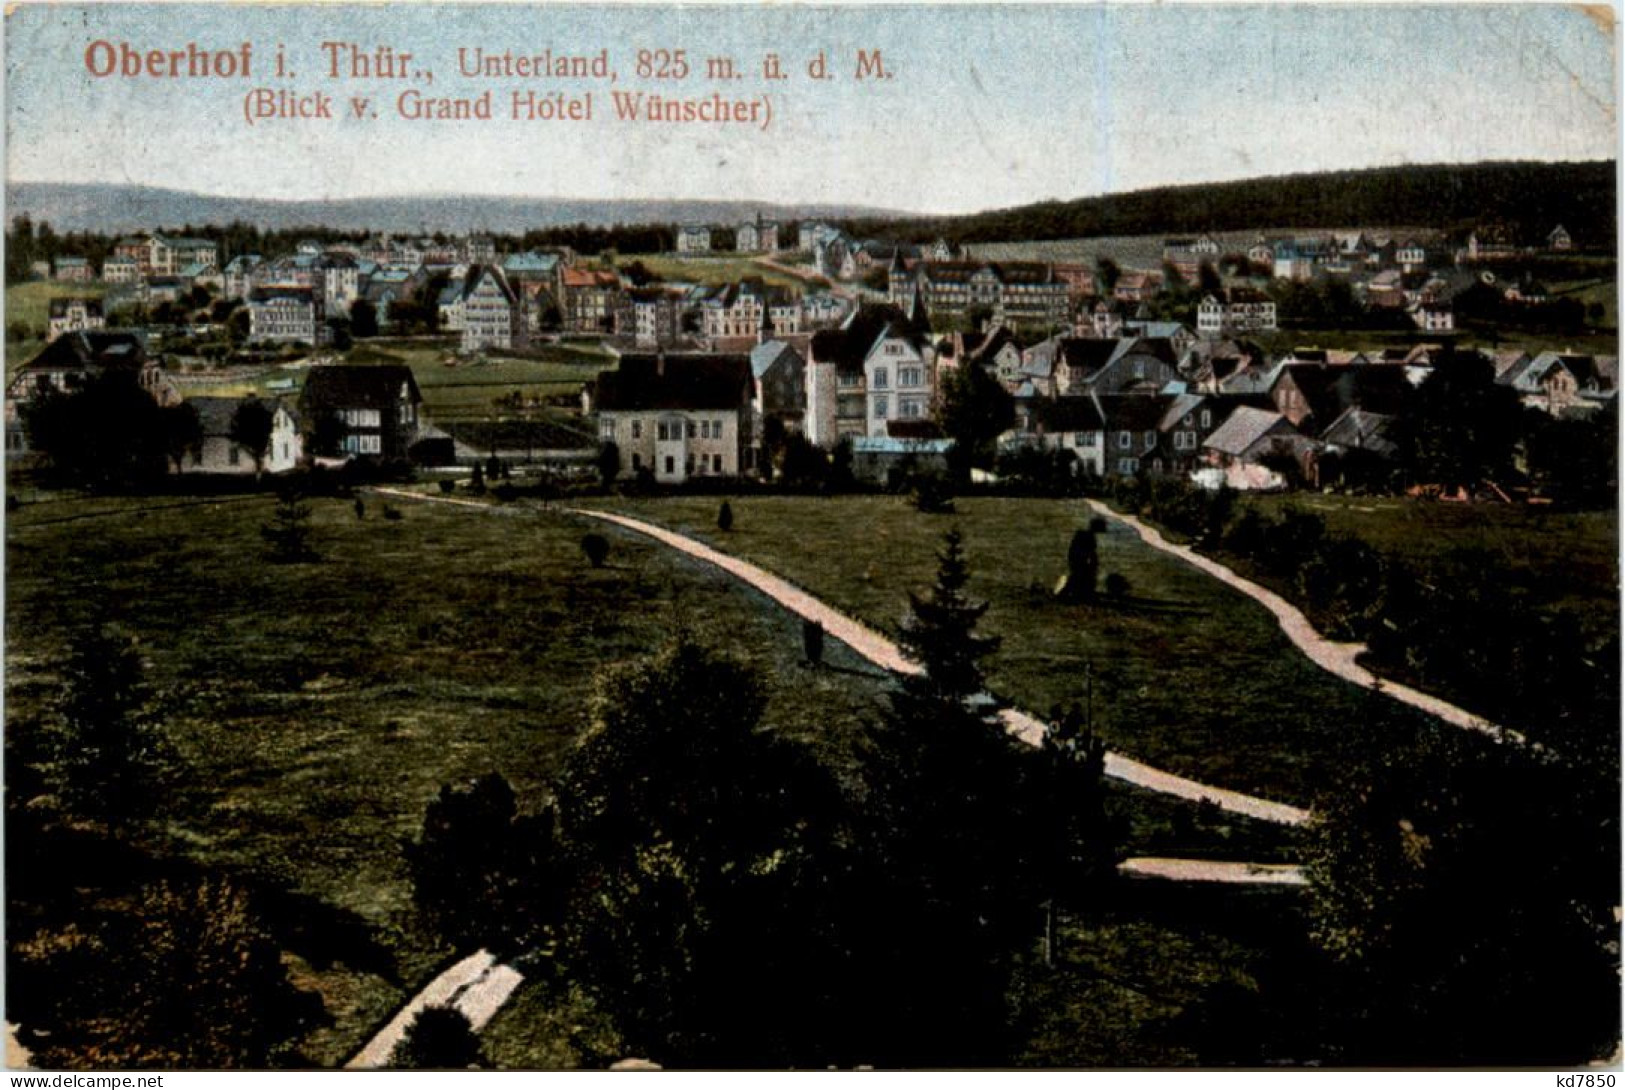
228,399,275,476
159,402,202,474
404,773,557,955
802,618,825,667
870,530,1041,1063
1059,526,1099,601
389,1006,484,1070
261,484,317,563
50,626,167,835
596,441,621,487
1305,723,1619,1066
581,532,610,569
551,639,846,1066
939,363,1015,481
21,371,168,489
14,876,325,1069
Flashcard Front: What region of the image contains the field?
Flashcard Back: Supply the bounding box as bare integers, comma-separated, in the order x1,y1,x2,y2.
5,491,898,1064
619,254,810,291
175,337,608,447
8,486,1311,1066
1235,493,1618,623
576,494,1456,808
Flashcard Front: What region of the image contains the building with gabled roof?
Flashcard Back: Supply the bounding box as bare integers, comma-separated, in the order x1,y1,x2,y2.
460,264,525,351
299,364,423,460
47,297,105,342
594,353,754,481
805,302,935,445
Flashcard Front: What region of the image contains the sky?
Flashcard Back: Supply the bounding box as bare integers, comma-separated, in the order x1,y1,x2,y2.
4,2,1618,214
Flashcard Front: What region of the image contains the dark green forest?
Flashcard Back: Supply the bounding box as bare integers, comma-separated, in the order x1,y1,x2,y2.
836,161,1617,248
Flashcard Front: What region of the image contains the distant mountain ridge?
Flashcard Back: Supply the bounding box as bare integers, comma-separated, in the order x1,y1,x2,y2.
3,183,910,235
8,160,1617,244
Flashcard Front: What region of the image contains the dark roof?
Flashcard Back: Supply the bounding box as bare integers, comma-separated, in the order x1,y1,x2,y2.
1034,396,1108,433
809,303,927,374
1056,338,1121,374
1097,394,1176,431
19,330,147,374
1279,362,1412,426
596,354,752,412
300,365,422,411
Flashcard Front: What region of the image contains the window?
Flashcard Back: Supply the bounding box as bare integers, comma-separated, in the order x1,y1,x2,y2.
657,422,669,441
228,445,240,466
1118,457,1138,474
873,395,889,419
713,454,723,473
664,456,675,474
687,421,697,439
632,453,642,470
1118,432,1131,449
873,367,889,389
632,420,642,440
685,454,695,474
601,419,616,441
900,366,922,387
1200,410,1211,428
713,419,722,436
699,420,711,439
343,408,381,428
1144,431,1156,450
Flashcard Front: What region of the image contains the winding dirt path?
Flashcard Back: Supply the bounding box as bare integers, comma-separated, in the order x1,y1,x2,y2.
561,505,1310,827
346,950,523,1069
1083,500,1516,743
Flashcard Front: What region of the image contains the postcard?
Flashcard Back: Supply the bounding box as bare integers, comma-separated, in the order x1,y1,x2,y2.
3,1,1619,1074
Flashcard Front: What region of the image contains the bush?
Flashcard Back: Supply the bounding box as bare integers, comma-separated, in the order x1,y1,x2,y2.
438,479,456,494
802,619,825,666
717,500,734,531
581,533,610,568
1103,572,1131,600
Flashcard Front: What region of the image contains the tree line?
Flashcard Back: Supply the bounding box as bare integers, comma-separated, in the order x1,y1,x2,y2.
831,160,1616,249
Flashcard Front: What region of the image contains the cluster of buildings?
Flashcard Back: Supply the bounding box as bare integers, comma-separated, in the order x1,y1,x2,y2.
585,282,1616,490
12,215,1604,489
4,327,432,472
676,215,782,254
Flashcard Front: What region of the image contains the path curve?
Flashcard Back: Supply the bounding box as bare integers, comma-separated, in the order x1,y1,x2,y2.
562,505,1309,827
346,950,523,1069
1083,500,1517,744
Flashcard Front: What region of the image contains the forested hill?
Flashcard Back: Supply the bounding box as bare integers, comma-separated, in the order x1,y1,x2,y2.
845,161,1617,247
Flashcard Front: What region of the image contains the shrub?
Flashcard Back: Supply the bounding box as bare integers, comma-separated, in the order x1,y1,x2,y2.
438,479,456,494
717,500,734,531
802,619,825,667
1103,572,1131,600
581,533,610,568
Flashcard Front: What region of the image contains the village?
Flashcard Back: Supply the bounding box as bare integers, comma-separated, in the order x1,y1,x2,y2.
4,213,1615,497
4,188,1619,1074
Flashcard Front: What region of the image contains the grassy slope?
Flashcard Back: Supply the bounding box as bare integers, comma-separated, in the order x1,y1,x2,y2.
580,494,1457,808
5,492,893,1064
1236,493,1618,630
619,255,807,291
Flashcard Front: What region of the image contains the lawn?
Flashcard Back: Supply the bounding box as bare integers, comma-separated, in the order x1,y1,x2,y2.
1235,493,1618,630
5,491,897,1065
578,494,1450,808
620,255,809,291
